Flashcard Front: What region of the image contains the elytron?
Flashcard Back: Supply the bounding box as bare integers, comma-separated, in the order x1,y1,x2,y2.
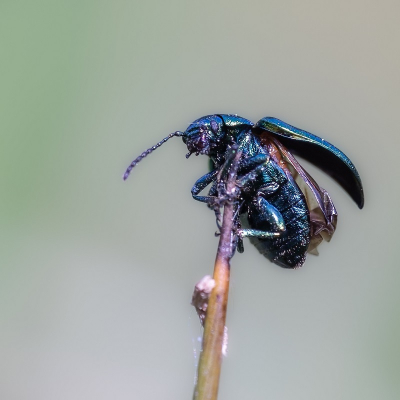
124,114,364,268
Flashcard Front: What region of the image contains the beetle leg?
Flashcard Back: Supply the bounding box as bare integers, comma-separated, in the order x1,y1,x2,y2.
216,146,243,181
236,236,244,253
191,169,219,204
237,154,269,174
192,147,245,237
235,155,271,191
238,197,286,240
218,154,267,191
191,169,230,230
207,182,224,229
238,229,281,239
192,153,241,207
233,216,244,254
256,182,280,197
236,165,264,189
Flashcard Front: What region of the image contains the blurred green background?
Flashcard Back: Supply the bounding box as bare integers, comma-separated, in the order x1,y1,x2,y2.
1,1,399,399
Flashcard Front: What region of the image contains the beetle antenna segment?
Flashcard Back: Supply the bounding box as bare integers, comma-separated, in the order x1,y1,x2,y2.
123,131,184,180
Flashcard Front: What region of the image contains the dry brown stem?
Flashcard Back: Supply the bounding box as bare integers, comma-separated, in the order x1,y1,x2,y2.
193,147,241,400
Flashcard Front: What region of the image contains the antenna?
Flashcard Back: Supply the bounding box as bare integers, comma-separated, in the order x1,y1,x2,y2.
123,131,184,180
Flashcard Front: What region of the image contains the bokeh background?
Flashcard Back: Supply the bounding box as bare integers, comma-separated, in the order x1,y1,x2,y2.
1,1,399,399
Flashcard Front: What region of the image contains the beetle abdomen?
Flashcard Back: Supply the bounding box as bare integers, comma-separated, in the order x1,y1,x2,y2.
248,162,311,268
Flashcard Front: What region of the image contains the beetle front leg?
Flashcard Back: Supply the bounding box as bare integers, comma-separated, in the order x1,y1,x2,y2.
191,163,239,208
191,169,219,204
235,155,271,193
191,169,224,229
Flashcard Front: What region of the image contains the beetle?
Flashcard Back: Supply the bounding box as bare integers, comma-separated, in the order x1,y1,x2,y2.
123,114,364,268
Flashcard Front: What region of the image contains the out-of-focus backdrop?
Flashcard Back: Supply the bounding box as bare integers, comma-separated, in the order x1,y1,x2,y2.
1,1,399,399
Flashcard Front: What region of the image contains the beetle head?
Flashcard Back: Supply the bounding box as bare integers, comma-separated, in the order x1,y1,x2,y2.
182,115,226,158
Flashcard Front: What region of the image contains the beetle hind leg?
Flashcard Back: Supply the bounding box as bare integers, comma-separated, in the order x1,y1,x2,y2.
238,196,286,240
238,228,281,239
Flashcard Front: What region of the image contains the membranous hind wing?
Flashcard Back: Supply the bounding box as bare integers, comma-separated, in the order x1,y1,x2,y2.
259,134,337,254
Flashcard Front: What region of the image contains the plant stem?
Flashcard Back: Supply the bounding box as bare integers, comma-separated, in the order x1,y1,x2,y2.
193,147,241,400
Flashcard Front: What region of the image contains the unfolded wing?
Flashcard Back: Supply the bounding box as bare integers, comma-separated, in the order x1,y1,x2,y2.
261,134,337,255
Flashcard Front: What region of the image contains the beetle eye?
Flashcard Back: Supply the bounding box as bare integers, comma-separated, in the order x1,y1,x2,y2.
210,120,219,134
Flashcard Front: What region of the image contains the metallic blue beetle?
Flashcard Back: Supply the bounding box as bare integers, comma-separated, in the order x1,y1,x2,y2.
124,114,364,268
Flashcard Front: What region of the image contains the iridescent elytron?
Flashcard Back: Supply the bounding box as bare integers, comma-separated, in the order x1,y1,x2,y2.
124,115,364,268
